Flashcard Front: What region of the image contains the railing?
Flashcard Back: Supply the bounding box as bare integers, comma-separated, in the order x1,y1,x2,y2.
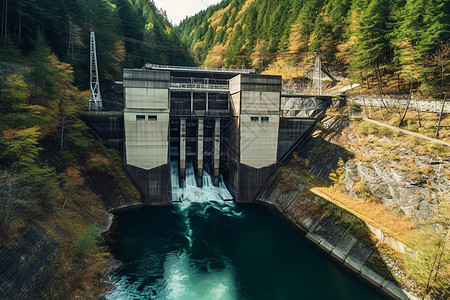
171,76,228,85
281,88,304,95
144,63,255,74
170,109,230,118
170,82,229,90
281,88,332,96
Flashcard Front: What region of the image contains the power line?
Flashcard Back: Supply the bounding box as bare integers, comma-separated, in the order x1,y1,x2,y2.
109,31,314,60
199,0,209,8
111,33,189,54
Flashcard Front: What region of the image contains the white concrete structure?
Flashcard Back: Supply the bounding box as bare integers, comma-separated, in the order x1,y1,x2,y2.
230,74,281,169
123,69,170,170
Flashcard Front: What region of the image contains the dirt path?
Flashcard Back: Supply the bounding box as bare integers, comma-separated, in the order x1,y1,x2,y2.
363,117,450,147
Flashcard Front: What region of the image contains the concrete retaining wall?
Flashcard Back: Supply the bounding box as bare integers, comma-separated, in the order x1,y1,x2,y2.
348,94,449,113
257,169,419,300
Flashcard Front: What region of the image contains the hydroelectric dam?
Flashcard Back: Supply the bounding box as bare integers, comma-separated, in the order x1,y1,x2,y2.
85,64,335,205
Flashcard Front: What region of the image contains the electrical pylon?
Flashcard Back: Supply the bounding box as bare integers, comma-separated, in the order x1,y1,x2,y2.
89,29,102,111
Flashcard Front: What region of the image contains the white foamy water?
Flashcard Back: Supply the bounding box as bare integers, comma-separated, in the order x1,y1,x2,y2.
171,160,233,209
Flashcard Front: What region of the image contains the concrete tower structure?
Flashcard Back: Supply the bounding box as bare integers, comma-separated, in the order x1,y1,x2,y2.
227,74,282,202
123,69,171,205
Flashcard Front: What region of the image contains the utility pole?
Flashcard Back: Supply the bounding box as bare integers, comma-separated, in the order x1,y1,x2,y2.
89,29,102,111
312,52,322,95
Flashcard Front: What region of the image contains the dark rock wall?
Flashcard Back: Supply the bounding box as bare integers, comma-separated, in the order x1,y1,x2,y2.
0,225,59,299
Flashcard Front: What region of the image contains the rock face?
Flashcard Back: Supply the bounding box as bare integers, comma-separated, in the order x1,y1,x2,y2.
325,119,450,228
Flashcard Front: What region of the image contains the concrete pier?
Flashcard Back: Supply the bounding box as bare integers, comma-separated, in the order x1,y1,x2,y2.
180,118,186,187
122,69,171,205
213,118,220,186
197,118,204,187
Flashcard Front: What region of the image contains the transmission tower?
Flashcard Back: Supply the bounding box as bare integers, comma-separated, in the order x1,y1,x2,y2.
89,29,102,111
312,52,322,95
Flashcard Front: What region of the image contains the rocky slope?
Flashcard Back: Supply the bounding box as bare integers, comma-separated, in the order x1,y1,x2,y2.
322,114,450,230
263,108,450,298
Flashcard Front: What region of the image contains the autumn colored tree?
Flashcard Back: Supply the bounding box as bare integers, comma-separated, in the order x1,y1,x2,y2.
1,73,30,109
60,168,84,208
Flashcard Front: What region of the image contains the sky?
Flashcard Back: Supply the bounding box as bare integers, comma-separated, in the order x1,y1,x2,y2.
152,0,222,25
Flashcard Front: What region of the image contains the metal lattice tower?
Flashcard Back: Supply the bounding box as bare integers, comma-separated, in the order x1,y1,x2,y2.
312,52,322,95
89,29,102,111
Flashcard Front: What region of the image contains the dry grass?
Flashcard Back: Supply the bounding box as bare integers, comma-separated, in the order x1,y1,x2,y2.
311,187,417,243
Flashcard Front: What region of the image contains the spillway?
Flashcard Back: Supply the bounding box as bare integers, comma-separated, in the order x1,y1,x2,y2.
106,162,243,300
171,160,233,207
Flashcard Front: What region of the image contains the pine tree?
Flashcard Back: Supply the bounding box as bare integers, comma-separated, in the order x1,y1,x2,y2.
351,0,391,87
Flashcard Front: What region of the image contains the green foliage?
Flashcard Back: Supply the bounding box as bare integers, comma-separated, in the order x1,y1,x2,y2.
2,74,30,105
74,224,102,258
2,0,193,87
26,33,58,101
351,0,391,76
1,126,42,169
176,0,447,96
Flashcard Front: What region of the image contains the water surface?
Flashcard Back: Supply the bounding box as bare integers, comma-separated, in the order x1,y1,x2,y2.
106,164,387,299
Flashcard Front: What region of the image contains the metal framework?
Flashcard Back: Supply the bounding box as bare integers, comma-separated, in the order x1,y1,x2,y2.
89,29,102,111
143,63,256,74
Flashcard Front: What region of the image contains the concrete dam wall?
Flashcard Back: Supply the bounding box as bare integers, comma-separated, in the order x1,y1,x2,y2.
119,66,325,205
84,65,332,205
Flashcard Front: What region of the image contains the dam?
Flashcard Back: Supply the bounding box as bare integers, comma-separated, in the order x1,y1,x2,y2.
122,64,323,205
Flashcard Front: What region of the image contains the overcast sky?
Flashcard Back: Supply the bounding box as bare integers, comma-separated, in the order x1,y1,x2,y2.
152,0,222,25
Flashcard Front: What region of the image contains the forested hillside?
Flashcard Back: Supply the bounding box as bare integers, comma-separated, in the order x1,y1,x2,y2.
0,0,190,297
178,0,450,96
0,0,193,87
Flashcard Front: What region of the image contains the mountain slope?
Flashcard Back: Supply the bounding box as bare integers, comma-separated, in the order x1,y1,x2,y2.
177,0,449,95
1,0,194,87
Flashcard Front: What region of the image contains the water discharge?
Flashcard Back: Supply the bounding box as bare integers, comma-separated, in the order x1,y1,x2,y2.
105,162,387,300
106,162,241,299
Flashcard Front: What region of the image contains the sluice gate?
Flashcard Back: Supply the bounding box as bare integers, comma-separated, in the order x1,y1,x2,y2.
122,65,329,205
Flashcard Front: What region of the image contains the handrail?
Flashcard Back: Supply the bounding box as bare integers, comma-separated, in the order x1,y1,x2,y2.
144,63,255,74
170,82,229,90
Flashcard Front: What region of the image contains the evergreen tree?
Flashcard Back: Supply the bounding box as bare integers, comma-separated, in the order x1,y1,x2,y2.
351,0,391,85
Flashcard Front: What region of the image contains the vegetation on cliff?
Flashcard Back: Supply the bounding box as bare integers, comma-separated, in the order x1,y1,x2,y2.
0,0,176,296
0,33,141,296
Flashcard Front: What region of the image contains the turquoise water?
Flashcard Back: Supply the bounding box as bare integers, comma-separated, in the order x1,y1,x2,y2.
105,164,387,299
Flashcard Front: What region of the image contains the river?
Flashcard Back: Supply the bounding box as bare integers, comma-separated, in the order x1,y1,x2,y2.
105,162,387,299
